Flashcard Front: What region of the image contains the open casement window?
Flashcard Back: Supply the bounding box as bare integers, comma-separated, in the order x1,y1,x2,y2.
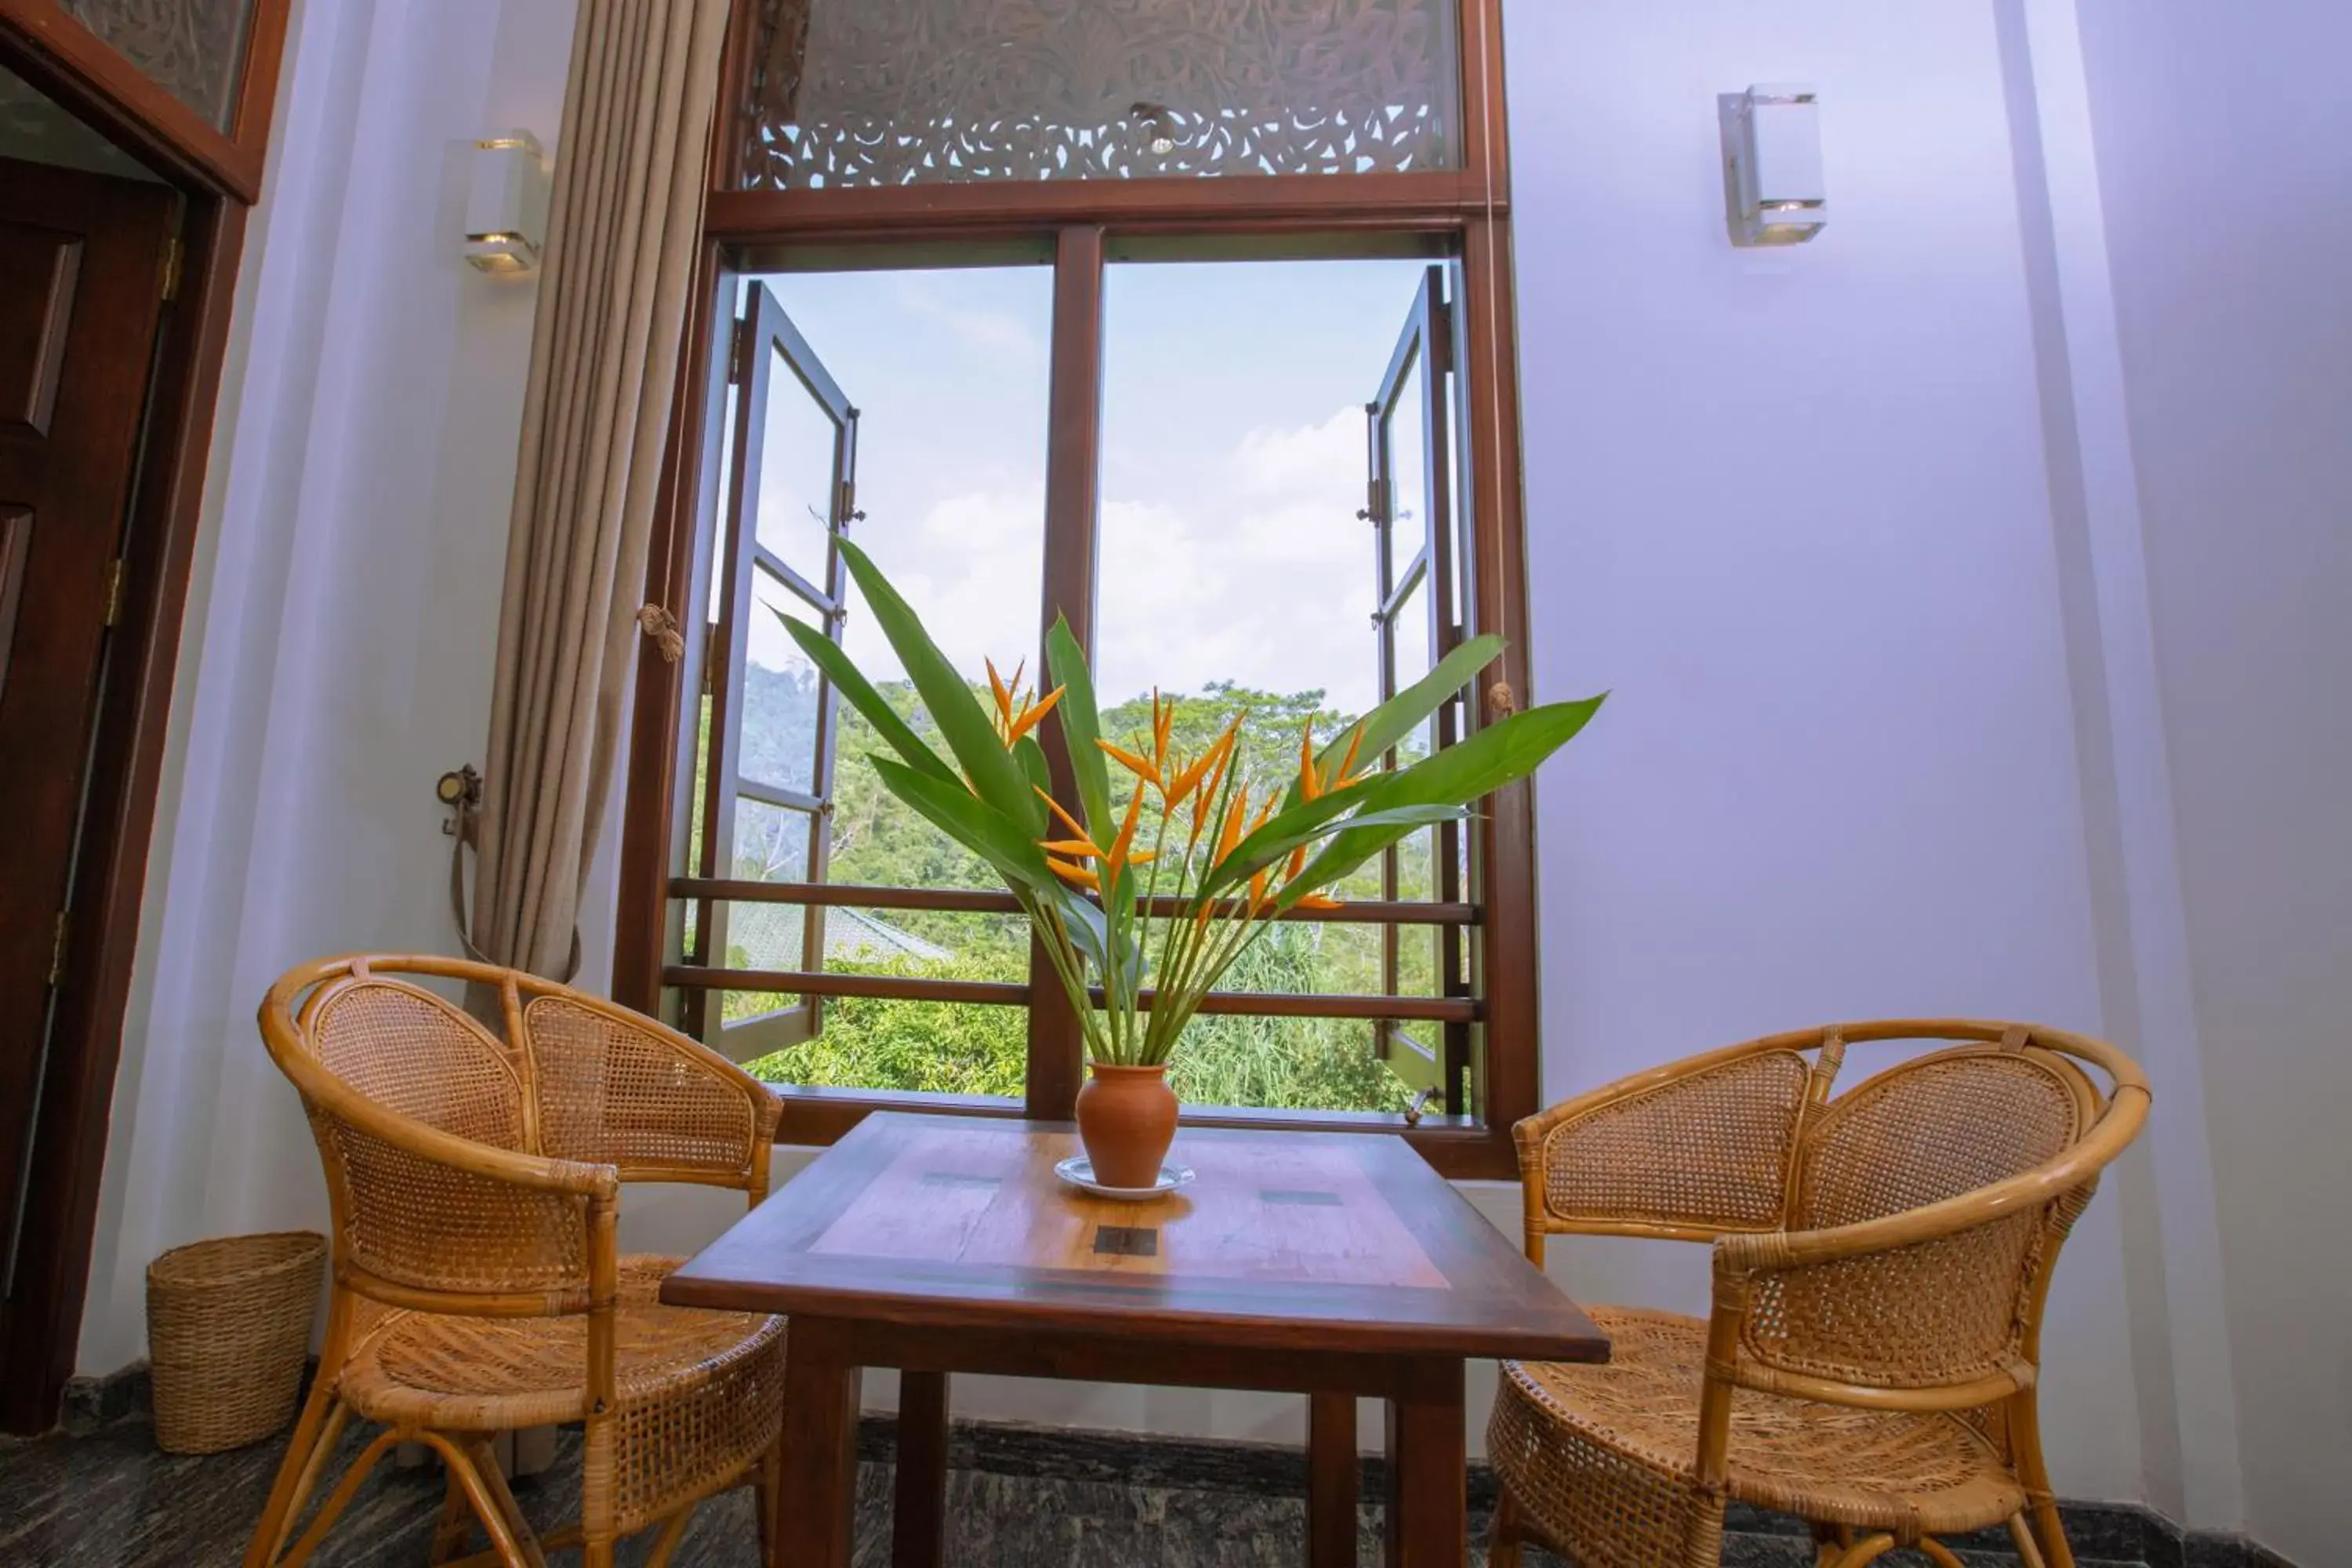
1367,263,1469,1113
695,283,859,1059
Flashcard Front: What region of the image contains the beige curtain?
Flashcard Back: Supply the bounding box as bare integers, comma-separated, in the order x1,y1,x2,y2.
470,0,731,978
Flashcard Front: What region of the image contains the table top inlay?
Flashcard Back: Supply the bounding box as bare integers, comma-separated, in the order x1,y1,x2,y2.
662,1113,1606,1363
805,1122,1447,1288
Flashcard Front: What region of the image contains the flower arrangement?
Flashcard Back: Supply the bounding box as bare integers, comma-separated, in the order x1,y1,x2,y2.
782,541,1603,1185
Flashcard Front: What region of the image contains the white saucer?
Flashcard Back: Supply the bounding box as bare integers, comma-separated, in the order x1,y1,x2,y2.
1053,1155,1196,1201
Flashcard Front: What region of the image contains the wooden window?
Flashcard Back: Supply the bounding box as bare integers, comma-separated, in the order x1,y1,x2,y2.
53,0,258,129
617,0,1534,1177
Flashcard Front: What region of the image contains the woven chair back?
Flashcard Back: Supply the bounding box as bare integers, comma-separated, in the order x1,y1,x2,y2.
1541,1048,1818,1233
292,976,591,1298
521,994,761,1174
1745,1041,2099,1392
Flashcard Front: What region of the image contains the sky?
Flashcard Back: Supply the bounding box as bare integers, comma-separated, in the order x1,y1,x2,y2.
742,254,1443,720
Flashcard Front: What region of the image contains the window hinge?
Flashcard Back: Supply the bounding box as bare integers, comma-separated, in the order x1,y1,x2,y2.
730,318,753,385
160,235,183,302
102,558,127,627
47,910,70,988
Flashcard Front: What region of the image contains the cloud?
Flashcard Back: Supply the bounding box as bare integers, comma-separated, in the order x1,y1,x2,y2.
1232,407,1366,501
894,278,1044,358
839,405,1388,721
844,485,1046,683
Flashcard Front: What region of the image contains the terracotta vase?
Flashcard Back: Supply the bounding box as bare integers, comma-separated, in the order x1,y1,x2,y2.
1074,1062,1179,1189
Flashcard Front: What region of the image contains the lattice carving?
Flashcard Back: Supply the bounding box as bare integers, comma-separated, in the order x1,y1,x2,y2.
739,0,1461,189
60,0,253,129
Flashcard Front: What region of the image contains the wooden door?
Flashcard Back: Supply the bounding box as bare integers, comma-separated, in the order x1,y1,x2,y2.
0,158,175,1323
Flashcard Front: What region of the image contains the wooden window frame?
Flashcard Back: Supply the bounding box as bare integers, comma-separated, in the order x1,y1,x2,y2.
614,0,1537,1179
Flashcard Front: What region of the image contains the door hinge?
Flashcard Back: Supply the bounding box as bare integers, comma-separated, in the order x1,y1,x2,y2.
47,911,70,988
102,558,127,627
160,235,184,302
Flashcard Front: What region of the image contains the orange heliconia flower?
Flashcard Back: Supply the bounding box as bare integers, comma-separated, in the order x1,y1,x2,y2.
1104,786,1148,886
1097,738,1162,789
1036,787,1093,844
1005,684,1065,743
1166,722,1239,809
1047,858,1101,890
985,656,1064,748
1213,786,1251,867
1330,724,1370,791
1290,891,1343,912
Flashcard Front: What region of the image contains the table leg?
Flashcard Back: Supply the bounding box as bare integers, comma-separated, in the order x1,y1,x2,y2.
777,1329,862,1568
894,1370,950,1568
1383,1365,1466,1568
1308,1392,1359,1568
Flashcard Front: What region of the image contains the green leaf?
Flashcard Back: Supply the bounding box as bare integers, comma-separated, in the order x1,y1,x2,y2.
1050,885,1109,975
1044,615,1112,841
1290,633,1506,806
838,538,1040,832
1200,803,1466,898
1012,733,1053,804
777,613,958,786
867,755,1056,895
1294,695,1606,889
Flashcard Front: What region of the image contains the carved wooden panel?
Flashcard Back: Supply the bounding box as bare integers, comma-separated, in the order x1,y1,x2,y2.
57,0,255,130
739,0,1462,190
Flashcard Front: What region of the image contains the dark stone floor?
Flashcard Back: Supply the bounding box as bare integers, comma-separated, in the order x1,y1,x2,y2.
0,1417,2179,1566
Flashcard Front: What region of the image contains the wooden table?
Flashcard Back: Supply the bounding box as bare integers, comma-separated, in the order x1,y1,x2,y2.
661,1113,1608,1567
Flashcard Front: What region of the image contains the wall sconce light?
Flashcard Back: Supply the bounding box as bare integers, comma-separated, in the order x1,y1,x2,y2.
1720,85,1826,247
463,129,550,275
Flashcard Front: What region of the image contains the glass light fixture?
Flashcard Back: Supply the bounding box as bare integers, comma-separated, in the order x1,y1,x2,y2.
1720,85,1827,247
464,129,552,274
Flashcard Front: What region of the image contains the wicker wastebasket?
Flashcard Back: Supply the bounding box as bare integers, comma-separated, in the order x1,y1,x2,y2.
146,1231,325,1454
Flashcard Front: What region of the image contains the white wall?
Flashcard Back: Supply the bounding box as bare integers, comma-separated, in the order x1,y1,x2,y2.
2071,2,2352,1560
77,0,584,1375
1508,0,2144,1504
71,0,2310,1544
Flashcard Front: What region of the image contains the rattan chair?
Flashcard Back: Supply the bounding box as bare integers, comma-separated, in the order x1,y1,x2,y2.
242,954,786,1568
1487,1020,2149,1568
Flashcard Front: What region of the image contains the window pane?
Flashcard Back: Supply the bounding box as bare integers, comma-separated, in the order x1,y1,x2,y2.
731,798,814,884
1100,256,1439,726
755,346,840,579
742,572,826,797
750,265,1050,733
1386,349,1430,579
60,0,253,129
744,996,1028,1098
742,0,1461,191
1168,1014,1413,1114
821,908,1032,985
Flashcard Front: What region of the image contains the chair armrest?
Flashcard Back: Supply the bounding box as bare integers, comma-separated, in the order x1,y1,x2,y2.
1514,1030,1842,1250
